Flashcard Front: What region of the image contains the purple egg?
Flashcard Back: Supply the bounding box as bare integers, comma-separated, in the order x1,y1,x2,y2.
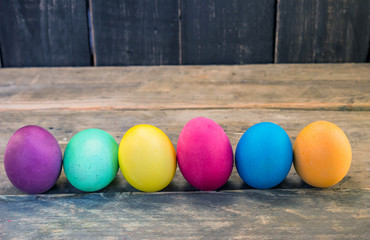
4,125,62,194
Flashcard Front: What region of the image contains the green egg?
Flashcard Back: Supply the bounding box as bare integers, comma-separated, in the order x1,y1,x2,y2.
63,129,118,192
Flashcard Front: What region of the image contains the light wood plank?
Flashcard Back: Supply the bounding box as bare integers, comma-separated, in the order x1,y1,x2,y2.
0,64,369,238
0,64,369,111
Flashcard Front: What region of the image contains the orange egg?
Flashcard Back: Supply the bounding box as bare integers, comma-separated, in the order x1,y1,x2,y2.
293,121,351,188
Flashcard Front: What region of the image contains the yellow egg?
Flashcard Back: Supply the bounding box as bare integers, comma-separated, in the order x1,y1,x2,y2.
118,124,176,192
293,121,351,188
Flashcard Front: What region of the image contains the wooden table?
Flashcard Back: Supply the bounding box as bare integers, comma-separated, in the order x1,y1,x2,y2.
0,64,369,239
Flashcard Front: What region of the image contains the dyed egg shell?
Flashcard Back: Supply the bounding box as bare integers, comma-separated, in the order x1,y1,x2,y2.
118,124,176,192
236,122,292,189
293,121,351,188
63,129,118,192
4,125,62,194
177,117,233,191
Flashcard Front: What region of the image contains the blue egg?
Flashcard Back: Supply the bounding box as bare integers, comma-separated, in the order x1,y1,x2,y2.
236,122,293,189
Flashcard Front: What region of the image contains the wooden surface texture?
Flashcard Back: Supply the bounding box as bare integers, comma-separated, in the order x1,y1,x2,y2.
0,0,91,67
0,64,369,239
181,0,275,64
275,0,370,63
89,0,179,66
1,0,370,66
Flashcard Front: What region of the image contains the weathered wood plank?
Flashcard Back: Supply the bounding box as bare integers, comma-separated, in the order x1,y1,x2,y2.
0,64,369,195
0,108,369,194
275,0,370,63
0,64,369,238
0,64,369,111
89,0,179,66
0,47,2,67
181,0,276,64
0,0,91,67
0,189,369,239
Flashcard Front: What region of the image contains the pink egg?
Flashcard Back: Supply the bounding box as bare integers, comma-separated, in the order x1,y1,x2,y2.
177,117,233,191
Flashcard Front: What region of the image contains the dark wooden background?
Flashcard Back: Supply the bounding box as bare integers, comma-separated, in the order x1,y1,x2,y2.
0,0,369,67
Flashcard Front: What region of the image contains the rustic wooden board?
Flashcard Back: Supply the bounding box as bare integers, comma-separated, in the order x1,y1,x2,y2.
1,64,369,195
0,48,2,67
89,0,179,66
1,189,369,239
0,108,369,194
0,64,369,238
0,64,369,111
181,0,276,64
0,0,91,67
275,0,370,63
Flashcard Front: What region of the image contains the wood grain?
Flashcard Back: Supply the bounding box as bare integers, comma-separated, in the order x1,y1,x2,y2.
0,64,369,238
0,46,2,67
89,0,179,66
181,0,276,64
0,0,90,67
0,64,369,112
1,64,369,195
1,189,369,239
275,0,370,63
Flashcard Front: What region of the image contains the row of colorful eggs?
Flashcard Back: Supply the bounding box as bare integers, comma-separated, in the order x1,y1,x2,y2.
3,117,351,194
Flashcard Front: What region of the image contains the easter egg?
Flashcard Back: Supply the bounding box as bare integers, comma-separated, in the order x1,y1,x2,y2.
235,122,292,189
4,125,62,194
293,121,351,188
63,129,118,192
118,124,176,192
177,117,233,191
